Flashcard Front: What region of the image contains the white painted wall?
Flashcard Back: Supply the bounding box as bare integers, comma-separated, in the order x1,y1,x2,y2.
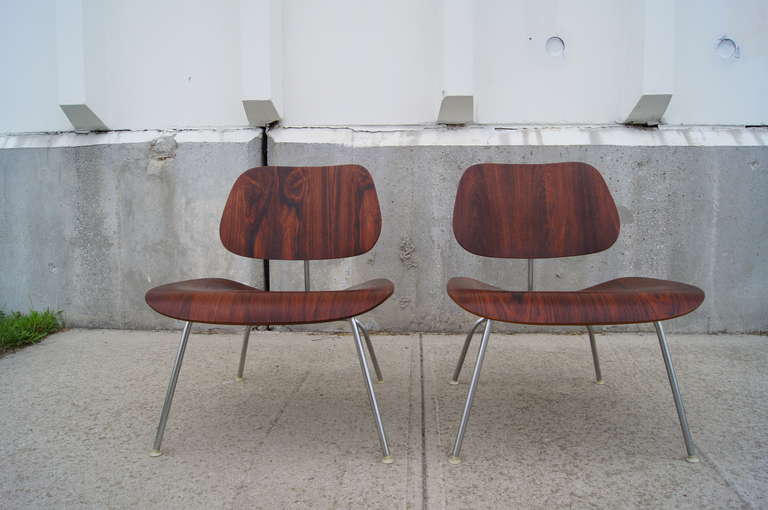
0,0,71,133
665,0,768,125
0,0,765,133
282,0,442,125
475,0,645,124
83,0,246,129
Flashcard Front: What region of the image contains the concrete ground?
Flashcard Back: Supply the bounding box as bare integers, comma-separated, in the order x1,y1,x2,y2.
0,328,765,509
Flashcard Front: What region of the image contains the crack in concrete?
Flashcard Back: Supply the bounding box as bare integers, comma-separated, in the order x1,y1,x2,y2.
696,447,755,510
232,368,311,509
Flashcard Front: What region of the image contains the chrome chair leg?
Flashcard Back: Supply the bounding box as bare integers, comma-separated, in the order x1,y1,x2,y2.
236,326,252,381
654,321,699,463
450,318,486,384
349,318,393,463
586,325,604,384
151,321,193,457
449,319,493,464
357,322,384,383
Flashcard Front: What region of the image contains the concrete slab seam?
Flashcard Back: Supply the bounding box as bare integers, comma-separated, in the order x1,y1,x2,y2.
419,333,428,509
694,446,754,509
238,369,311,496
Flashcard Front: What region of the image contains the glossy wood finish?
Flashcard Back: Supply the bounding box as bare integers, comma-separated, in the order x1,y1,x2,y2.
453,163,620,259
449,162,705,326
220,165,381,260
148,164,391,326
146,278,394,326
447,277,705,326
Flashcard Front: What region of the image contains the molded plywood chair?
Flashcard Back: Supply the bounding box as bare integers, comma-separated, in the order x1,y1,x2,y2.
145,165,395,463
447,162,704,464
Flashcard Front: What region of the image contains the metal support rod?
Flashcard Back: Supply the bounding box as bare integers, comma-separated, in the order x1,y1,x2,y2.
303,260,310,292
450,318,487,384
357,322,384,382
236,326,252,381
151,321,193,456
350,318,392,463
449,319,493,464
527,259,534,291
654,321,699,463
586,326,604,384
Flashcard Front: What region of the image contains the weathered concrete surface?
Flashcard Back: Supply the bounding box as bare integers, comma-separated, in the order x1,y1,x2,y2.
0,329,765,509
0,131,264,329
1,126,766,332
0,328,420,509
424,332,768,509
269,127,768,333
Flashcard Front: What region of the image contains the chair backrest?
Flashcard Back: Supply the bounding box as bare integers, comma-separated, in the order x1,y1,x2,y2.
220,165,382,260
453,162,620,259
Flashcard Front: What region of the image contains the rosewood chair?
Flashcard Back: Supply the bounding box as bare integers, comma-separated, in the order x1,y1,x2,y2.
447,162,704,464
145,165,395,463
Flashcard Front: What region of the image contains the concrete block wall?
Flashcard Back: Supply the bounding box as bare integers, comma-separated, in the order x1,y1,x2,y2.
0,131,264,328
267,127,768,334
4,126,764,333
1,2,766,335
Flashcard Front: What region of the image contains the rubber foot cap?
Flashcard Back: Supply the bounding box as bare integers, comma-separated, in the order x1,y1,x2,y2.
448,456,462,465
236,376,244,382
149,449,163,457
595,379,605,385
686,455,700,463
449,380,459,385
375,378,384,384
382,456,394,464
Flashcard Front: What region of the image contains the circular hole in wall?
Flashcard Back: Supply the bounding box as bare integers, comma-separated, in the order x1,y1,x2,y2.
545,36,565,57
715,37,738,59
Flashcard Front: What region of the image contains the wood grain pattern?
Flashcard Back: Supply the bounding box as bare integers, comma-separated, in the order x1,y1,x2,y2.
447,277,705,326
449,162,705,326
146,278,394,326
453,162,620,259
219,165,381,260
147,164,392,326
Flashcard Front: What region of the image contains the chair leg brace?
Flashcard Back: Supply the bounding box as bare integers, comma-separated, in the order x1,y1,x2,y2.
446,320,699,464
151,321,193,456
449,319,493,464
654,321,699,463
350,318,393,463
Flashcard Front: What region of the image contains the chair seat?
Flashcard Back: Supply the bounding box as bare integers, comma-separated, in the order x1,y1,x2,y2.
146,278,394,326
447,276,705,325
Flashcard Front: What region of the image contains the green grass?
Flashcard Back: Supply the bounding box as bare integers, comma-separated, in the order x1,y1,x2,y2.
0,310,63,354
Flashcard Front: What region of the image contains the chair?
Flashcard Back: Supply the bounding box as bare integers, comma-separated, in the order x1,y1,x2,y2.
446,162,704,464
145,165,395,463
